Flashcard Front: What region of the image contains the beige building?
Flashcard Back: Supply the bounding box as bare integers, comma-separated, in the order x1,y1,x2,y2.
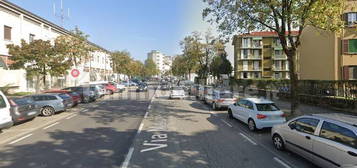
299,0,357,80
232,31,298,79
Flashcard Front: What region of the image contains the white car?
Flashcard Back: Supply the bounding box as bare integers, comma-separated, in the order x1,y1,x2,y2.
0,91,13,130
109,82,126,92
228,98,286,131
169,86,186,99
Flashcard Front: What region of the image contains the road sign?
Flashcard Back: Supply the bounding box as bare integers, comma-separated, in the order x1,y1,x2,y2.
71,69,80,78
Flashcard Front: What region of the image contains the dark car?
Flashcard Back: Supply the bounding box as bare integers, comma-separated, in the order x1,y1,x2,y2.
9,97,41,124
136,84,148,92
63,86,96,103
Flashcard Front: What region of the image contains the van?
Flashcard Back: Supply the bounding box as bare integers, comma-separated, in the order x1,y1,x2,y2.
0,91,14,130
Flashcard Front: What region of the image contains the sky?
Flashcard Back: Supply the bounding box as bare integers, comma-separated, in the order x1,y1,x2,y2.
8,0,234,63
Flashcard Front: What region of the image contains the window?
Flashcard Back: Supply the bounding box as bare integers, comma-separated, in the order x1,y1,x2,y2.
4,25,12,40
274,61,282,70
0,95,6,108
274,72,281,79
256,103,280,111
346,12,357,25
253,50,261,58
349,67,357,80
290,118,320,135
242,38,251,48
320,121,357,148
254,72,260,78
241,49,249,59
237,100,247,107
253,61,260,70
245,101,254,110
242,72,248,79
220,93,233,98
29,34,35,42
343,39,357,54
243,61,248,71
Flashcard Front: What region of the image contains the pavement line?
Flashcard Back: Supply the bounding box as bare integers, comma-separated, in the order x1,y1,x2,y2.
220,119,233,127
121,146,134,168
82,109,89,112
239,133,257,145
66,114,77,119
144,111,149,119
137,123,144,134
8,134,33,145
274,157,292,168
43,122,60,130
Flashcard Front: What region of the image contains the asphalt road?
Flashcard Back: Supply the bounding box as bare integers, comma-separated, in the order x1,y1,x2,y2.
0,87,156,168
127,90,318,168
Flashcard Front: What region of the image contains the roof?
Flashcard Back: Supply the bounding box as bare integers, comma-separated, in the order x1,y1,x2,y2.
244,98,274,104
0,0,111,53
44,90,70,93
312,113,357,127
238,31,299,37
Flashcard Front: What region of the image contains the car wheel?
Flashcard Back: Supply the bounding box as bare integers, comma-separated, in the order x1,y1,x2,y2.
272,134,285,150
228,109,233,119
41,106,55,117
248,119,256,131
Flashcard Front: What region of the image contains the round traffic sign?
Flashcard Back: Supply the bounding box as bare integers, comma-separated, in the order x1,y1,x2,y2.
71,69,80,78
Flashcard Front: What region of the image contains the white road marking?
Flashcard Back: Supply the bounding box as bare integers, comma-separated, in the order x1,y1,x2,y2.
144,111,149,119
137,123,144,134
43,122,60,130
82,109,88,112
274,157,292,168
8,134,33,145
148,104,151,110
121,147,134,168
66,114,77,119
220,119,233,127
239,133,257,145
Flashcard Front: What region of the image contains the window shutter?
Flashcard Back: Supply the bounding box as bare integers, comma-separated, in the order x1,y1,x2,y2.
343,40,349,54
4,26,11,40
343,66,349,80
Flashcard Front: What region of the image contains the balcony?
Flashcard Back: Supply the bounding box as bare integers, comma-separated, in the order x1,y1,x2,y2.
272,55,287,60
272,66,289,71
240,55,262,60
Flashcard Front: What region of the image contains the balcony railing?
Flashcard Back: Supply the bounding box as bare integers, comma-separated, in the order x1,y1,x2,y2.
273,55,287,60
240,55,262,60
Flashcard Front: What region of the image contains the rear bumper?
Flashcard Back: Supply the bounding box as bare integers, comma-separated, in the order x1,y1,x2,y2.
170,94,185,99
255,119,286,129
0,120,13,129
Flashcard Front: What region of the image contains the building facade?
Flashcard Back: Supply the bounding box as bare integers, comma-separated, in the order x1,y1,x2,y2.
147,50,172,76
299,0,357,80
232,31,298,80
0,0,113,91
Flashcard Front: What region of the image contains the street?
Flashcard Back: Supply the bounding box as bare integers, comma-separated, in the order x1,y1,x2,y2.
0,86,319,168
0,87,154,168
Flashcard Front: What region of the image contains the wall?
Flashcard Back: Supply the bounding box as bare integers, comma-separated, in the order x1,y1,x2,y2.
0,68,27,92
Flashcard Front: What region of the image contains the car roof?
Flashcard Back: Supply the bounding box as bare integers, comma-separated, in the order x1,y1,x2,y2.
244,98,273,104
312,113,357,127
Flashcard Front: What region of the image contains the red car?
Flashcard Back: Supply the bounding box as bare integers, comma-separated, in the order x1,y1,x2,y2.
44,90,82,107
103,83,117,94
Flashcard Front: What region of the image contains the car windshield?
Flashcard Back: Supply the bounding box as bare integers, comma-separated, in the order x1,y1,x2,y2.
220,93,233,98
12,98,32,105
58,94,71,99
256,103,280,111
172,87,183,90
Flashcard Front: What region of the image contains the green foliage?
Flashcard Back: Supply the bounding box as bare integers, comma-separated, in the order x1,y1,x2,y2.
144,58,159,77
210,51,232,78
111,50,132,75
127,60,144,78
7,39,72,86
7,92,33,96
0,84,13,95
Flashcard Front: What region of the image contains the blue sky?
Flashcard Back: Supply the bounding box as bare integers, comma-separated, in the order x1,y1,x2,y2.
8,0,233,62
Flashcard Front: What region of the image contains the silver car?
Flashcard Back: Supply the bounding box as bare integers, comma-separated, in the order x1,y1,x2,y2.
271,113,357,168
228,98,286,131
26,94,71,117
205,90,236,110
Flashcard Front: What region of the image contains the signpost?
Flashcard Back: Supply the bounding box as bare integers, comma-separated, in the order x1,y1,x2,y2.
71,69,80,86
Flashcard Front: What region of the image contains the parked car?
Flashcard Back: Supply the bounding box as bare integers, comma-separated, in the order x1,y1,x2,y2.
161,84,170,91
9,97,41,124
0,91,14,130
228,98,286,131
45,90,81,107
169,86,186,99
90,84,106,97
63,86,96,103
25,94,71,116
103,83,117,94
271,113,357,168
199,86,213,101
109,81,126,92
206,90,236,110
136,84,148,92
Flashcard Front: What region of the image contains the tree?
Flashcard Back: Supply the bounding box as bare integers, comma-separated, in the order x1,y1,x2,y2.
111,50,132,76
127,60,144,78
180,32,203,80
210,51,232,79
203,0,345,114
7,39,71,91
144,58,159,77
55,27,94,67
171,55,187,77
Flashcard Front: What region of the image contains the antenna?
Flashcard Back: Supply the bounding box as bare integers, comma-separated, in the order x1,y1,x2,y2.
53,0,70,27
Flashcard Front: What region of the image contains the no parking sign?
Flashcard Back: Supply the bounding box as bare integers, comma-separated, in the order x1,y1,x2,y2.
71,69,80,78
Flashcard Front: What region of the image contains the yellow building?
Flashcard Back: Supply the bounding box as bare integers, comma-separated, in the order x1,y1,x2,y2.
299,0,357,80
232,31,298,79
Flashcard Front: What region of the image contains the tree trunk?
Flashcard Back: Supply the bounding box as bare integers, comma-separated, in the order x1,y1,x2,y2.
287,50,299,115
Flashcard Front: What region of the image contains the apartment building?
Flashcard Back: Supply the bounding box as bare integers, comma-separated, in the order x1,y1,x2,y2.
299,0,357,80
147,50,172,76
0,0,112,91
232,31,298,79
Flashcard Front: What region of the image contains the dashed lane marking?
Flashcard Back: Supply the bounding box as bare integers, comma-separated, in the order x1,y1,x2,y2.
239,133,257,145
43,122,60,130
121,147,134,168
220,119,233,127
66,114,77,119
274,157,292,168
137,123,144,134
8,134,33,145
